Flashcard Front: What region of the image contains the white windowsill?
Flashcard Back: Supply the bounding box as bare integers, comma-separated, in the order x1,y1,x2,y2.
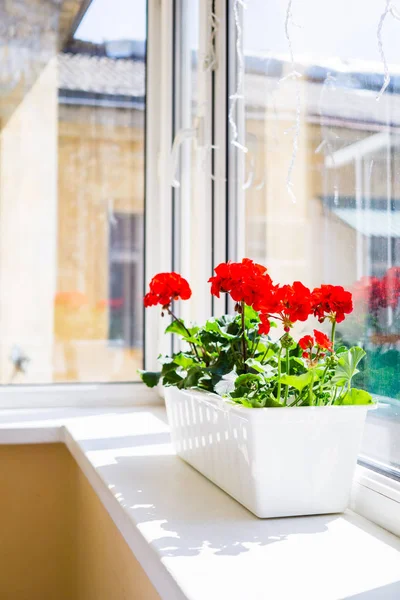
0,406,399,600
0,382,161,409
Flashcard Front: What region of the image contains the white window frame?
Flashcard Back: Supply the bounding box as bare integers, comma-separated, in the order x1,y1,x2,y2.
171,0,214,327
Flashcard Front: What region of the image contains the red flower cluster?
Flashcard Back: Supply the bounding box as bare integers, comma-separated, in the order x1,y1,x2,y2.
144,272,191,308
311,285,353,323
144,261,354,337
209,259,272,310
384,267,400,309
352,276,386,315
299,329,332,358
258,313,271,335
353,268,400,314
258,282,312,333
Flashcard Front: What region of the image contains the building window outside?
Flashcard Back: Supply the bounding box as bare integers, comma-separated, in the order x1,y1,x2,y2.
108,213,143,350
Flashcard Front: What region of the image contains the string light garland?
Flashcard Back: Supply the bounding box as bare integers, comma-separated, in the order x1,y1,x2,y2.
376,0,400,100
229,0,248,153
281,0,301,203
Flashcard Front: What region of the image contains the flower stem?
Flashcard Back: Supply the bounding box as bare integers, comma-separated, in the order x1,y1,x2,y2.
308,370,315,406
277,347,282,403
284,348,290,405
166,307,201,361
331,319,336,352
241,301,248,371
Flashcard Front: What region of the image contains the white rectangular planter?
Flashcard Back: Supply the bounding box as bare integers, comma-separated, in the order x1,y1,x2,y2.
164,386,373,518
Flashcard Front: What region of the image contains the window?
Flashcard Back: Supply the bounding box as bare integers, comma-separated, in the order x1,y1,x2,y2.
108,214,143,349
225,0,400,476
172,0,215,326
0,0,146,384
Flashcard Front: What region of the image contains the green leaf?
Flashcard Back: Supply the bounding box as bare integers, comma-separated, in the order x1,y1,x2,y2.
231,394,283,408
162,369,184,386
231,373,266,398
183,366,204,388
243,305,260,324
138,370,161,388
335,387,374,406
335,345,348,355
246,358,276,378
235,373,264,387
232,397,253,408
165,320,189,338
214,370,237,396
158,354,174,365
331,347,366,387
173,352,196,369
161,360,179,374
279,372,314,392
205,318,238,340
253,342,269,355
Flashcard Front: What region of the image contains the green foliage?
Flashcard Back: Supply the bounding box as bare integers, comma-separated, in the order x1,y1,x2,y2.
139,313,375,408
335,387,374,406
279,372,314,392
138,370,161,388
331,347,366,387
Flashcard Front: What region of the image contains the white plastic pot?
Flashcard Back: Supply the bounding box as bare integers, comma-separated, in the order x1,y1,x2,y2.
164,386,374,518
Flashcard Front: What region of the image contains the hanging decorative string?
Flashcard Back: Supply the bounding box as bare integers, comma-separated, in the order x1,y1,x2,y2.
316,73,339,205
376,0,400,100
377,0,391,100
203,0,220,72
281,0,301,203
228,0,248,153
368,159,374,182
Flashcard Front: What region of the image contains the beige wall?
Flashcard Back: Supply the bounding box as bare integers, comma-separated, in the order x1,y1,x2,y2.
0,443,160,600
0,60,58,384
54,105,145,383
74,463,160,600
0,444,75,600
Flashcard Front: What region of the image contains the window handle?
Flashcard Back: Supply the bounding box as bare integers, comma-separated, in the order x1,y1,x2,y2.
170,127,197,188
169,117,204,188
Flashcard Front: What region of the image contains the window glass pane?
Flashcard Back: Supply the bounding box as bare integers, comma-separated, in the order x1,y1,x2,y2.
173,1,205,323
0,0,146,383
236,0,400,473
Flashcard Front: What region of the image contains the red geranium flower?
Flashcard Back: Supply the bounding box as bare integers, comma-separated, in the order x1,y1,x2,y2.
382,267,400,310
209,258,272,309
313,329,332,352
259,282,312,331
298,329,332,358
258,313,271,335
298,334,313,351
311,284,353,323
352,276,387,314
144,272,192,308
279,282,312,326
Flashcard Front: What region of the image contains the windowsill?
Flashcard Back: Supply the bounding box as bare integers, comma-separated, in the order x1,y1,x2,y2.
0,407,399,600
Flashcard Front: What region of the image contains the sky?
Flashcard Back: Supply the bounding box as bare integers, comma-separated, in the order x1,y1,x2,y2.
74,0,400,69
75,0,146,43
243,0,400,66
